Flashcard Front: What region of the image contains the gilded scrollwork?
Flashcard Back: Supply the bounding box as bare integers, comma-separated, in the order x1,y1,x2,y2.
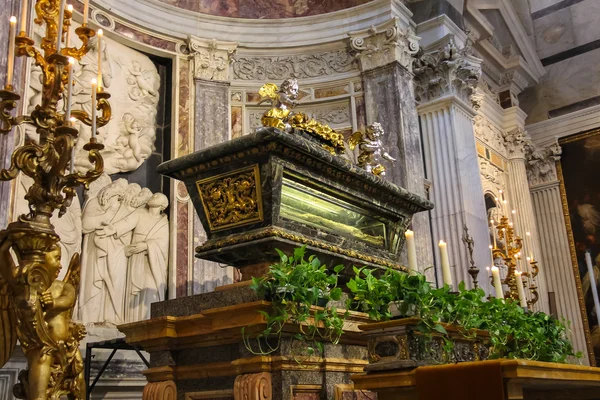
196,165,263,231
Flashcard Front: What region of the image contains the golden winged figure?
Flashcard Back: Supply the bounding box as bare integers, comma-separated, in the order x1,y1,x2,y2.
348,122,396,176
0,230,86,400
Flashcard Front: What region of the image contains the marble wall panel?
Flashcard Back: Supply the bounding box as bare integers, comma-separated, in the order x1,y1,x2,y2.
532,8,575,59
155,0,372,18
529,0,564,13
571,0,600,47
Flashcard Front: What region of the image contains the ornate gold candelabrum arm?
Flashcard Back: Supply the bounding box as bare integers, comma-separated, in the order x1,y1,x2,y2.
0,1,110,399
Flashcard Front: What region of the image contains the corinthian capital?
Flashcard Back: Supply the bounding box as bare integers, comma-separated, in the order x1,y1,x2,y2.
503,127,531,158
348,17,420,73
188,36,238,82
412,41,482,107
525,142,562,186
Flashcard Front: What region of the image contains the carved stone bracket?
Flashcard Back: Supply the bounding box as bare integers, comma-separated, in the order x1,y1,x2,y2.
234,372,272,400
188,36,238,81
143,380,177,400
348,17,420,73
525,142,562,186
412,41,482,107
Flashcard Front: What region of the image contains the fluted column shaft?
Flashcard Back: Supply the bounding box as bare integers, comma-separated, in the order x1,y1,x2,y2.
419,97,491,290
531,180,590,363
506,155,549,312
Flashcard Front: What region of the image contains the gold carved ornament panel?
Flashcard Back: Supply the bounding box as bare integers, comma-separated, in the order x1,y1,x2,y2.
196,164,264,232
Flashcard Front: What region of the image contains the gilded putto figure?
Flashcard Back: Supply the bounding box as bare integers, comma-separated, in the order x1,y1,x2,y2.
258,78,345,155
348,122,396,176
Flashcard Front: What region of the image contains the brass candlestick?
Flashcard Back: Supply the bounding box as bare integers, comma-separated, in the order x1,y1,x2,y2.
0,1,110,399
490,215,539,305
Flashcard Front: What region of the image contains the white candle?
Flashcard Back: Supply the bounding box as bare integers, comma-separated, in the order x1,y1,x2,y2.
91,78,97,138
7,16,16,87
405,230,418,276
83,0,89,25
491,266,504,299
438,240,452,289
515,271,527,308
585,251,600,327
97,29,103,89
20,0,28,33
489,245,494,266
56,0,65,51
65,5,73,47
69,117,76,173
490,219,497,248
65,57,74,120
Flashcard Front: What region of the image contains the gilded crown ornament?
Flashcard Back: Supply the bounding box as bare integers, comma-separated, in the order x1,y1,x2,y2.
258,78,345,155
0,0,109,398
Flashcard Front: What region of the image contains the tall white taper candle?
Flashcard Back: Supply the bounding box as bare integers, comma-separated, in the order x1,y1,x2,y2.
585,251,600,328
56,0,65,51
405,230,418,276
69,117,76,173
65,5,73,47
83,0,89,25
438,240,452,289
20,0,28,33
96,29,103,88
515,271,527,308
491,266,503,299
7,17,17,88
91,78,97,138
65,57,74,119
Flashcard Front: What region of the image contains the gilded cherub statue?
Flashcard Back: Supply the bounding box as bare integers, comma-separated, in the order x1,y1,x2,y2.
258,79,345,155
0,236,86,400
348,122,396,176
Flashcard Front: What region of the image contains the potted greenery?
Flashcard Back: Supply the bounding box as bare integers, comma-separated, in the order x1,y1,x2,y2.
242,246,348,357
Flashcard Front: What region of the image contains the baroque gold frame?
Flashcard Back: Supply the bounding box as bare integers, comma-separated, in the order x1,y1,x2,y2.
557,127,600,366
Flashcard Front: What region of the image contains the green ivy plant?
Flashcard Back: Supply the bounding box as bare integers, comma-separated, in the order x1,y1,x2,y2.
242,246,347,357
346,267,581,363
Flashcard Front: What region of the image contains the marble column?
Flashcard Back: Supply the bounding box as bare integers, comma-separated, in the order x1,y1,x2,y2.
527,144,590,364
504,130,549,313
189,36,237,294
413,42,491,290
349,18,435,277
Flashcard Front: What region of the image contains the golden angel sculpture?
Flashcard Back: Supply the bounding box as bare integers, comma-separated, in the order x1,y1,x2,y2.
348,122,396,176
258,78,345,155
0,236,86,399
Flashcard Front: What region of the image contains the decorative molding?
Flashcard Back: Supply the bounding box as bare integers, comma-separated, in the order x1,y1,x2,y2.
525,143,562,187
348,17,420,73
502,127,530,158
232,49,356,81
473,114,506,155
478,157,503,187
412,41,482,107
233,372,272,400
188,36,238,81
143,380,177,400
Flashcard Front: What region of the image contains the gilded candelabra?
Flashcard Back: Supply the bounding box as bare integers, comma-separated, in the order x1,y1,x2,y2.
491,215,539,306
0,1,109,399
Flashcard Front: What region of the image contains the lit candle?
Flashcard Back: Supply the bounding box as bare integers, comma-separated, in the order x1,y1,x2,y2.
97,29,103,89
65,5,73,47
65,57,74,120
91,78,97,138
56,0,65,51
7,16,16,88
83,0,89,25
20,0,28,33
585,251,600,327
405,230,418,276
438,240,452,289
515,270,527,308
491,266,503,299
69,117,76,173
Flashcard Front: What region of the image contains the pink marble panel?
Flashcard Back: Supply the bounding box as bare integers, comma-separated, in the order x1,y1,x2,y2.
156,0,373,18
113,21,177,52
176,183,189,298
178,59,191,156
355,95,366,132
231,106,243,139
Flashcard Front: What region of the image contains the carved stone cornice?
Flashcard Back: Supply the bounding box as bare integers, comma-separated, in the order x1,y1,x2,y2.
231,49,357,81
348,17,420,73
188,36,238,82
525,142,562,186
412,42,482,107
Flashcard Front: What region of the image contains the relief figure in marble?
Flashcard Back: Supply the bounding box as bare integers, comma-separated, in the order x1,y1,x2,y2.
97,193,170,322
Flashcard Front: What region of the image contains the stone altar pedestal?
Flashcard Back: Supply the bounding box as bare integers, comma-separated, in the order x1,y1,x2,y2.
120,127,432,399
